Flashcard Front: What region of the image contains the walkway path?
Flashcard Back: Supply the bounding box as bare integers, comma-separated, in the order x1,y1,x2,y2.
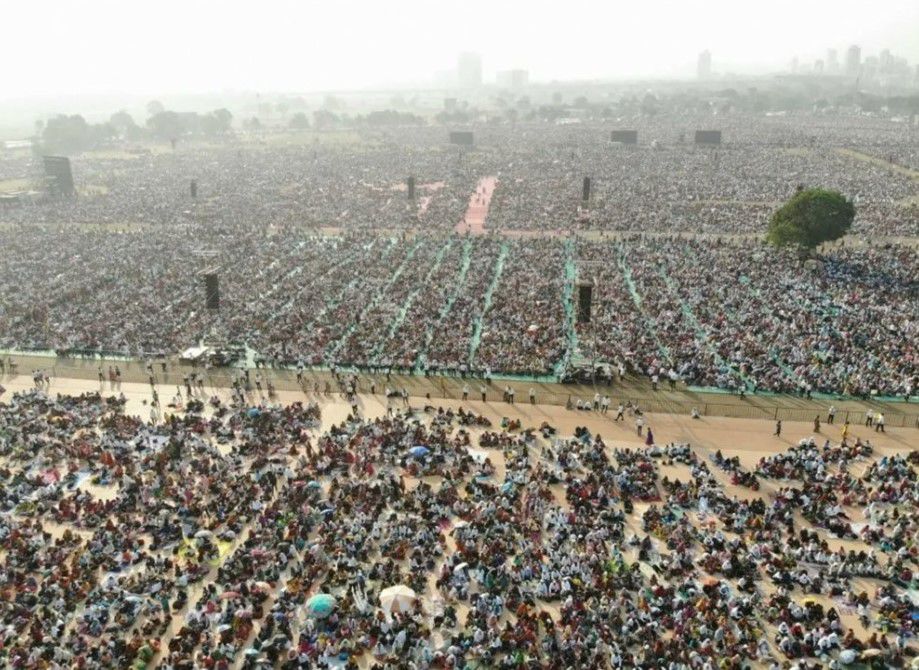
4,352,917,427
836,147,919,182
557,238,578,377
456,176,498,234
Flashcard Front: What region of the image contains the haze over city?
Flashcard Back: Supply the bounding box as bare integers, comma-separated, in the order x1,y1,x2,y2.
2,0,919,98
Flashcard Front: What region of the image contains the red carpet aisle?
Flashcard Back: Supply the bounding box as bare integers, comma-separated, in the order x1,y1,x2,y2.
456,176,497,234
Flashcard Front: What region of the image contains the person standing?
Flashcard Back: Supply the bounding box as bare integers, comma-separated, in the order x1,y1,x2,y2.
480,385,487,402
614,404,625,422
528,388,536,405
813,416,820,433
636,416,644,437
827,406,836,424
841,421,850,442
463,384,470,401
774,420,782,436
875,413,885,433
864,410,873,427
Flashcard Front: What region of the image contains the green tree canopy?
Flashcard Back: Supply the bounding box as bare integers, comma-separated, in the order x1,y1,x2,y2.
147,110,185,140
289,112,310,129
42,114,115,154
312,109,339,129
109,110,144,140
767,188,855,251
211,108,233,132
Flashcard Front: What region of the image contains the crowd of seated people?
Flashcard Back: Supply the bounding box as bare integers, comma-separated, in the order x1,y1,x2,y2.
0,382,914,668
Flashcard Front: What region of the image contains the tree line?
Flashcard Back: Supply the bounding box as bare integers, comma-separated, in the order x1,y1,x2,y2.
38,103,234,154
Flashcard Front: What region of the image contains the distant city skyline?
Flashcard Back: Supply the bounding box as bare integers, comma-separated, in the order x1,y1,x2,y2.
1,0,918,99
697,51,713,80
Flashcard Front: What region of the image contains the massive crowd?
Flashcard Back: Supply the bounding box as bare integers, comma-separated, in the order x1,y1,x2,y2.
1,141,480,231
575,237,918,397
1,225,915,397
0,112,916,396
0,383,915,669
1,114,916,236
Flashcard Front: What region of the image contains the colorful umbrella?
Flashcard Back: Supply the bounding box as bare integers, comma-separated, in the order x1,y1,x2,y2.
306,593,336,618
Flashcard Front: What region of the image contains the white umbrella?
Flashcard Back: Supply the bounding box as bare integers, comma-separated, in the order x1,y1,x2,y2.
379,585,417,614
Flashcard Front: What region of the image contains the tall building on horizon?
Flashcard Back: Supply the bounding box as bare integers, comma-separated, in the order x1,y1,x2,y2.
879,49,894,73
497,69,529,88
457,52,483,89
697,50,712,80
845,44,861,77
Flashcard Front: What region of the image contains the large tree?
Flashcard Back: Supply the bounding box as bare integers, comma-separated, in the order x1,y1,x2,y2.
289,112,310,129
767,188,855,252
42,114,115,153
109,110,143,140
147,110,185,140
211,108,233,133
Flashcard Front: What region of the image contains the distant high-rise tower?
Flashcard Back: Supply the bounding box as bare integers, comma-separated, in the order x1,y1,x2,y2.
845,45,861,76
826,49,839,73
879,49,893,73
457,52,483,89
697,50,712,79
497,69,529,88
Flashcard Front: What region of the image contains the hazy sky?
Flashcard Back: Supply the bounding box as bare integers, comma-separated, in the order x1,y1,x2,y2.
2,0,918,98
